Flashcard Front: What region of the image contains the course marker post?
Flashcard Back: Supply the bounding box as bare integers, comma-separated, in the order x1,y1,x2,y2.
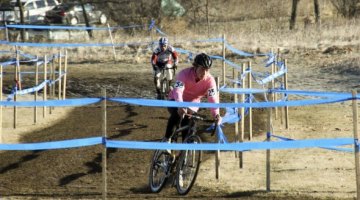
352,90,359,200
34,56,38,124
62,50,67,100
0,65,2,142
234,68,239,160
222,34,226,86
247,61,253,140
107,23,117,61
266,99,272,192
43,55,47,118
215,76,221,179
102,88,107,200
58,50,62,100
284,59,289,129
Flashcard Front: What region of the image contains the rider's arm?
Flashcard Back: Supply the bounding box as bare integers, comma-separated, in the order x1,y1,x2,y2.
169,46,179,66
206,79,221,124
151,53,157,66
172,50,179,66
171,71,187,116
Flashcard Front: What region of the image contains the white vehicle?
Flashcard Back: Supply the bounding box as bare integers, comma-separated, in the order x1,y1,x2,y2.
10,0,59,24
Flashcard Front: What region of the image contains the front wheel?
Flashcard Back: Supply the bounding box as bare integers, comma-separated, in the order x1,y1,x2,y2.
175,135,202,195
160,77,169,100
149,150,172,192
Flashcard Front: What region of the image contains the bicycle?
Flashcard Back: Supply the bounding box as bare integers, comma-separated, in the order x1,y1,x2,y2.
149,113,216,195
158,63,175,100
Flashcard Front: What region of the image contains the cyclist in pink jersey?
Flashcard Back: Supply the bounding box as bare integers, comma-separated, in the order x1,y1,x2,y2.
165,53,222,141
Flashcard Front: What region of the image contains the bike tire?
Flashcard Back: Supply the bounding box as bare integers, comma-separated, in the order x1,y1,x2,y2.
149,150,171,193
175,135,202,195
160,77,168,100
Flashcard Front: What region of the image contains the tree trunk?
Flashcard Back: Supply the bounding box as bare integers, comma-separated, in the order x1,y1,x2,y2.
206,0,210,37
314,0,321,27
289,0,299,30
79,0,93,38
16,0,25,41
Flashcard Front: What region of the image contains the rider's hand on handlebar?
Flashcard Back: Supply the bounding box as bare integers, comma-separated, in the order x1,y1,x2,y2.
177,107,187,118
215,114,222,125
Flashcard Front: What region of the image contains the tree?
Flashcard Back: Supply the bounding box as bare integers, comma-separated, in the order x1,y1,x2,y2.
16,0,25,41
289,0,299,30
289,0,322,30
330,0,359,18
79,0,93,38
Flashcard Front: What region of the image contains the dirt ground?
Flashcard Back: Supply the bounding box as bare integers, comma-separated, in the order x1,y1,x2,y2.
0,43,359,200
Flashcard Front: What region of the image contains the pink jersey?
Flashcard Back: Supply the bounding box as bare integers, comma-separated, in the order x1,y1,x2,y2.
168,67,220,117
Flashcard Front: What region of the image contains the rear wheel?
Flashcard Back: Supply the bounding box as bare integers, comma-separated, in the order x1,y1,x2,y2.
149,150,171,192
176,135,202,195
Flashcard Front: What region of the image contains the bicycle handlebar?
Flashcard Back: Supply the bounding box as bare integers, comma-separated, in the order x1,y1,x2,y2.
184,113,217,136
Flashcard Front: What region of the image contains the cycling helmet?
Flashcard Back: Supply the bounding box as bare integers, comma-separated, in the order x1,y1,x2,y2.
194,53,212,69
159,37,169,46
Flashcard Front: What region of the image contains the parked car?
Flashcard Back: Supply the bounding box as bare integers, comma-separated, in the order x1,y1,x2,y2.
10,0,59,24
44,3,107,25
0,4,16,25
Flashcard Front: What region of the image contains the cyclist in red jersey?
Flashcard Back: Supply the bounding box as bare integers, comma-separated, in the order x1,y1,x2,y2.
151,37,179,99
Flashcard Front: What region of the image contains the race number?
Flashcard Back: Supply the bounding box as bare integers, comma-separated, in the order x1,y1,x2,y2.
208,88,216,97
174,81,184,88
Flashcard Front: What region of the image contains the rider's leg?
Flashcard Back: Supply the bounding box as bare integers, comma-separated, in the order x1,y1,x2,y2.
165,107,181,139
165,64,174,90
153,68,161,99
164,106,181,155
180,116,190,142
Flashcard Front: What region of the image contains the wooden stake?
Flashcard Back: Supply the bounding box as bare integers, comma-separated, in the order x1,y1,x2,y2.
248,61,253,140
0,65,3,142
234,68,239,160
14,48,18,129
266,93,272,192
62,50,67,100
107,23,117,61
222,34,226,86
43,55,47,118
102,88,107,200
58,51,62,100
284,59,289,129
215,76,220,179
352,90,359,200
34,56,38,124
239,63,245,168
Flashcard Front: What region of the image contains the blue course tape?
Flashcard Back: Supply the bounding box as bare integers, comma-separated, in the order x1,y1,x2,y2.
272,89,354,98
222,107,240,124
106,138,353,151
109,97,349,108
0,137,102,150
271,134,353,153
7,24,108,30
0,98,102,107
220,88,267,94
